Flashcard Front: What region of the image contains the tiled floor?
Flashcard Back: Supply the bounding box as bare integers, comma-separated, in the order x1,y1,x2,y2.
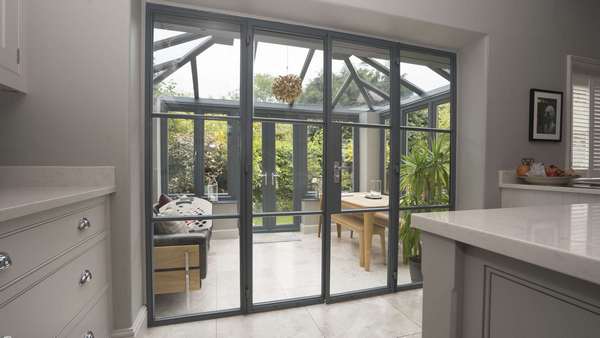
143,289,423,338
154,231,413,318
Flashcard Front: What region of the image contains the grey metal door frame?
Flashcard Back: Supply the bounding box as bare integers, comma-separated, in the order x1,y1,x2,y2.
144,3,456,327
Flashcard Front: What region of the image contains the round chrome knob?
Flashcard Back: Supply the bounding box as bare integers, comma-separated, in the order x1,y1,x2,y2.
78,217,91,231
0,252,12,271
84,330,95,338
79,269,93,285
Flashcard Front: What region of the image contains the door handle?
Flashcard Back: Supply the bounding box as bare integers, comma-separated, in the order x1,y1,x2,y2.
333,161,341,184
271,172,279,188
261,172,268,186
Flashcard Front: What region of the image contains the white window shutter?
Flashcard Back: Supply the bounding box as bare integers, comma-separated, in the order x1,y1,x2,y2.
592,79,600,170
571,75,590,170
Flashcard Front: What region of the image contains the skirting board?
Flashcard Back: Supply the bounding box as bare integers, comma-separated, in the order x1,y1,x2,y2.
112,306,147,338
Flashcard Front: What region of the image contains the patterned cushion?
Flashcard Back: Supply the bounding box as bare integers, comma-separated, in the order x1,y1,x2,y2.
154,197,213,235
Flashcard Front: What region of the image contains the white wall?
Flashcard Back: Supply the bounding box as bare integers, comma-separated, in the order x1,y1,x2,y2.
0,0,144,333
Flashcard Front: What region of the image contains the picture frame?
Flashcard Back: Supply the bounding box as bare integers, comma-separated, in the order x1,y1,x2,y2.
529,88,563,142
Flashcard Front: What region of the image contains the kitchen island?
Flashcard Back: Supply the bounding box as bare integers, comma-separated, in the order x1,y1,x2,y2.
412,204,600,338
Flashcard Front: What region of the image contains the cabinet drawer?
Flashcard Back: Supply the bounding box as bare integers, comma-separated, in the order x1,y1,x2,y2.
61,287,111,338
0,237,109,337
0,201,107,289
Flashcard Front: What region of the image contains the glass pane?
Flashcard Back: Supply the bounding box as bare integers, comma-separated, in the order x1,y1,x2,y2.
152,218,240,318
252,216,321,303
151,116,240,217
252,121,323,217
332,41,390,125
400,131,451,207
340,126,390,211
167,116,195,195
253,31,324,120
153,16,240,109
436,102,451,129
397,208,447,285
330,211,388,294
407,107,429,127
204,118,229,194
400,50,451,110
307,125,324,198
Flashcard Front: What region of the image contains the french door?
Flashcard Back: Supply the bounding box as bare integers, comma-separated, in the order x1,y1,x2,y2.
145,3,454,326
253,121,299,231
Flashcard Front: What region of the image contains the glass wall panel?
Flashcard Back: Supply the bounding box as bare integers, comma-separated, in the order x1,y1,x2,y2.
152,218,240,318
339,126,390,211
252,216,322,303
150,16,242,321
253,32,324,120
251,121,324,218
329,39,392,296
329,211,389,294
398,50,452,287
153,16,240,107
332,42,390,125
152,117,240,216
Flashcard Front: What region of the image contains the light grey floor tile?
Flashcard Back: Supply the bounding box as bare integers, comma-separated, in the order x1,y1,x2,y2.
216,307,323,338
381,289,423,326
143,319,216,338
399,333,422,338
306,296,421,338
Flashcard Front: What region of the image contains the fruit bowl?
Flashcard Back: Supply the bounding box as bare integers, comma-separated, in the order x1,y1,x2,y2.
518,175,580,186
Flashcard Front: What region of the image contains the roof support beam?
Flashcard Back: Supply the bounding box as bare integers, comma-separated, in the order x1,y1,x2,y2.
430,67,451,81
332,75,352,109
191,56,199,100
344,58,374,111
299,49,315,83
153,32,205,51
358,79,390,101
399,77,425,97
358,56,389,76
290,49,315,107
153,37,215,85
359,56,425,96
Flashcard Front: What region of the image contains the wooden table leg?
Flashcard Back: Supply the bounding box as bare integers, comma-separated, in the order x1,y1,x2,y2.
359,230,365,267
364,212,374,271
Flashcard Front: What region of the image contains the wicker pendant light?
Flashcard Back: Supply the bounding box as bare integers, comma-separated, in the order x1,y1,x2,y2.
272,74,303,104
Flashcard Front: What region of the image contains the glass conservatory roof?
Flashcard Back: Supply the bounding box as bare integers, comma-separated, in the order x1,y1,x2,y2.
152,27,451,113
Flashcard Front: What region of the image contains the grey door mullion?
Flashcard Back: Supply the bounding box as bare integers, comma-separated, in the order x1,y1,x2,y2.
322,33,333,300
240,20,254,313
389,46,401,289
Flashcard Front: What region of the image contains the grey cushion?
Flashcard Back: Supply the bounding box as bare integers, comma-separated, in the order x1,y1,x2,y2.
154,205,189,235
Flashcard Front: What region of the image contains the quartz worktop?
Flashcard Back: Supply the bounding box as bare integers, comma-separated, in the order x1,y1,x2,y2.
412,203,600,285
0,166,116,223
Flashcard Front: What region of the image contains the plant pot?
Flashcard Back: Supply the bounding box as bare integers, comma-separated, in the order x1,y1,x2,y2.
408,256,423,283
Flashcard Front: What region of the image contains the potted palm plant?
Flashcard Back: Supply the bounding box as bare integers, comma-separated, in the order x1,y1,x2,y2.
400,136,450,282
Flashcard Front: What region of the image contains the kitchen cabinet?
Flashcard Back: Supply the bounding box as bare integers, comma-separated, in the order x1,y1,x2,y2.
0,0,25,92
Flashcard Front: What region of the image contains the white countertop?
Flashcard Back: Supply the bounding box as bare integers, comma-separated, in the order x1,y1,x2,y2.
412,203,600,285
0,186,116,223
0,166,116,223
499,170,600,195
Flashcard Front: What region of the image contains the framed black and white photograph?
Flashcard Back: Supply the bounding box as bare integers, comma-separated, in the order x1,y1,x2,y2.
529,88,563,141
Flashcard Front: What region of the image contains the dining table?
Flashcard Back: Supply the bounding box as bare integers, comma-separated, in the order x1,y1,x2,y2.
338,192,389,271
